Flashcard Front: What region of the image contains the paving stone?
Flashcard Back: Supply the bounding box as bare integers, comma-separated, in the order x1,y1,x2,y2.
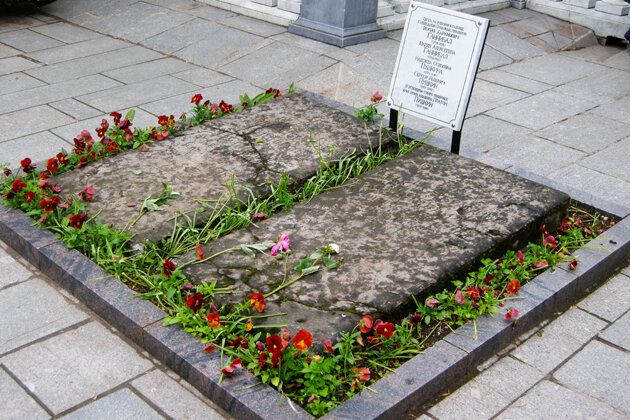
186,5,237,20
143,0,201,10
554,340,630,414
429,356,543,420
0,131,72,170
0,15,44,33
39,0,138,25
345,53,394,86
591,94,630,125
0,42,21,58
141,18,225,54
2,321,153,414
500,53,606,85
174,28,263,68
488,135,586,175
478,45,514,70
270,32,345,56
60,388,164,420
579,138,630,182
0,74,121,114
266,55,337,90
0,252,32,288
217,41,319,86
82,2,194,43
578,273,630,322
496,379,626,420
485,28,545,61
478,10,518,26
0,278,88,354
172,67,233,88
553,68,630,105
103,58,194,84
603,49,630,72
600,309,630,351
449,114,532,153
29,22,101,44
510,308,608,372
471,79,531,109
0,369,49,419
0,105,73,143
50,98,102,121
76,75,199,112
496,6,540,20
548,164,630,208
477,68,553,94
0,29,64,53
25,36,130,65
0,72,45,95
486,91,595,130
131,369,225,419
221,14,285,37
0,56,41,76
138,79,259,116
536,113,630,154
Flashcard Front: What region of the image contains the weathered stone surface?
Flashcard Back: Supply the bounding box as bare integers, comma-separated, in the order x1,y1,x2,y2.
52,93,388,244
180,142,568,341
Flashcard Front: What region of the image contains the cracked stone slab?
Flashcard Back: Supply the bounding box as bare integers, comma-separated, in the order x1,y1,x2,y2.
51,93,390,244
180,144,569,341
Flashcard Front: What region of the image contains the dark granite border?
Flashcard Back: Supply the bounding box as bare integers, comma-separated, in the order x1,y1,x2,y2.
1,93,628,419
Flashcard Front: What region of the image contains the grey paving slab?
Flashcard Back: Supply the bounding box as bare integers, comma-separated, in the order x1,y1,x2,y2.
0,249,32,288
76,75,199,113
138,79,259,116
477,68,554,94
591,94,630,125
140,18,225,54
60,388,164,420
171,67,233,88
554,340,630,415
0,74,121,114
0,43,21,59
102,58,194,84
0,29,64,53
579,138,630,183
40,0,138,24
270,32,346,56
29,22,101,44
0,131,72,170
0,56,41,76
485,28,545,61
0,15,45,34
603,49,630,72
82,2,194,43
429,356,543,420
0,278,88,354
500,53,606,85
548,164,630,208
536,113,630,154
496,380,626,420
488,136,586,175
221,14,285,37
25,46,163,84
131,369,225,420
450,114,532,153
0,72,45,96
186,4,237,20
478,45,514,70
553,67,630,105
600,309,630,351
265,55,337,90
175,28,264,68
2,321,153,414
486,91,596,130
0,105,73,143
510,308,608,372
25,37,130,65
0,369,49,420
143,0,201,10
471,79,531,109
345,54,394,86
50,98,102,121
578,273,630,322
478,10,519,26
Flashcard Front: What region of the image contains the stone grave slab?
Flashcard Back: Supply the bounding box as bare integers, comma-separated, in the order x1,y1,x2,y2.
52,93,392,244
179,143,569,342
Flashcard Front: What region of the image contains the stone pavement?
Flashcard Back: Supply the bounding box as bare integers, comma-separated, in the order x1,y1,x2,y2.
0,0,629,418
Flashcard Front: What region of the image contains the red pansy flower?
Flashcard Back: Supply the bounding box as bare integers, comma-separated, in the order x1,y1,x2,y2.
40,196,61,212
221,358,242,376
219,100,233,114
195,243,204,260
204,343,215,352
250,292,266,312
409,314,423,325
11,179,27,193
109,112,122,125
162,259,176,277
23,191,35,203
370,92,382,103
157,115,172,126
20,158,36,174
506,279,521,294
358,315,373,333
56,152,68,165
206,313,221,328
569,259,578,270
46,158,59,174
117,119,132,129
69,213,87,229
79,186,95,201
465,286,480,301
96,119,108,138
185,292,204,312
504,308,519,321
258,353,268,370
323,339,334,354
266,335,283,354
292,329,313,351
230,337,249,350
352,367,370,382
375,322,394,338
543,235,557,248
265,88,281,98
271,352,283,368
517,250,525,265
39,171,51,180
539,226,550,236
191,94,203,105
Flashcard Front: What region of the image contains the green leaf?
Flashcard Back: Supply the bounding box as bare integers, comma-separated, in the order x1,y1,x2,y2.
271,377,280,387
309,251,323,260
124,109,135,122
247,242,274,252
240,245,255,258
288,82,296,93
132,170,142,175
300,265,321,275
323,256,337,269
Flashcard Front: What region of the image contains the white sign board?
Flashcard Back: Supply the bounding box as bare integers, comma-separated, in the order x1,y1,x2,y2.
387,2,489,131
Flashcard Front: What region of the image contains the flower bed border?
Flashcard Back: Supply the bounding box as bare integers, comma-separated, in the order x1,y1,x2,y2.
1,93,629,419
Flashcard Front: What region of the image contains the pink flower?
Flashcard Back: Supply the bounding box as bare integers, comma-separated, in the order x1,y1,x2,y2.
454,289,465,304
358,315,373,333
504,308,519,321
79,186,95,201
252,213,267,220
370,92,382,103
270,234,290,256
543,235,557,248
323,339,334,354
426,298,440,308
517,250,525,265
534,260,548,268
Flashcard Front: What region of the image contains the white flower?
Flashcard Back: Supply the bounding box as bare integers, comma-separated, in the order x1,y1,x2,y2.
328,243,340,254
